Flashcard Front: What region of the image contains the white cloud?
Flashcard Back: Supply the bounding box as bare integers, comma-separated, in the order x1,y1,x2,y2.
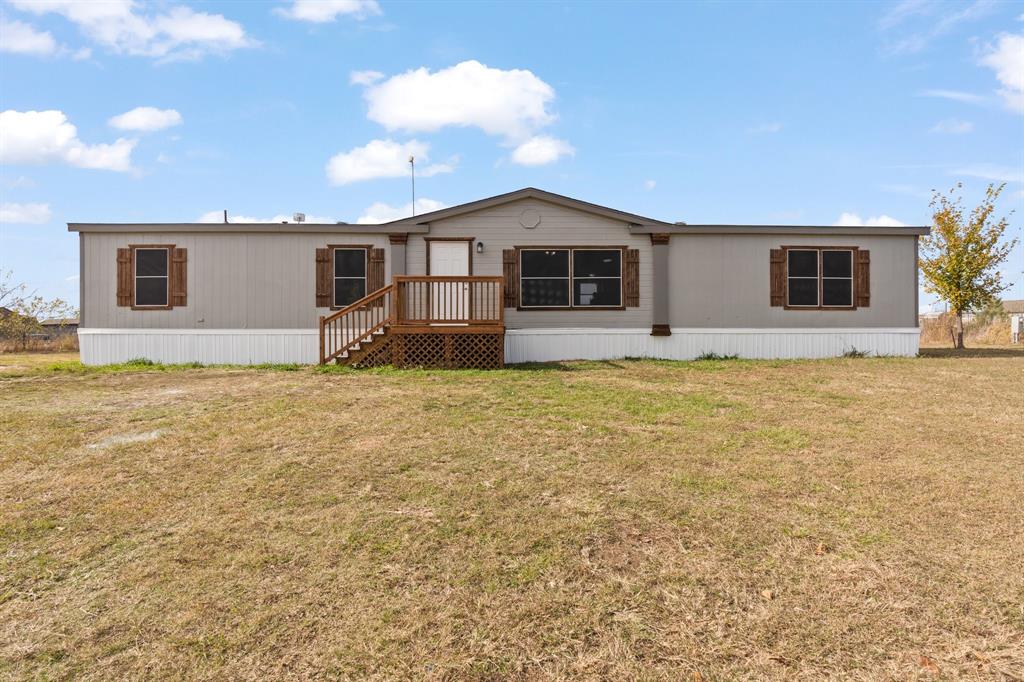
0,175,36,189
0,109,136,172
878,0,931,31
275,0,380,22
917,88,988,104
0,19,57,56
7,0,255,61
510,136,574,166
979,33,1024,113
349,69,384,86
746,122,783,134
108,106,183,132
325,139,455,185
197,211,336,224
65,274,79,281
359,60,557,141
879,0,995,55
929,118,973,134
356,198,447,224
952,163,1024,184
834,212,906,227
0,202,51,224
644,179,657,191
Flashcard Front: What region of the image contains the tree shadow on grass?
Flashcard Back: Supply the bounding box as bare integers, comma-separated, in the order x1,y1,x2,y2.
504,360,631,372
919,346,1024,359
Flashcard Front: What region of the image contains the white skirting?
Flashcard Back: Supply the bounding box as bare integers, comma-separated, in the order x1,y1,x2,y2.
504,328,920,363
79,327,921,366
78,328,318,365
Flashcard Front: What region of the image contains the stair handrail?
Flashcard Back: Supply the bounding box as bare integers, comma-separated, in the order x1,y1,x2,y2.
319,283,394,364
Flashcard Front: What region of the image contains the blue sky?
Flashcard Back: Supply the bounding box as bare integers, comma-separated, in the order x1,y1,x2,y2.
1,0,1022,309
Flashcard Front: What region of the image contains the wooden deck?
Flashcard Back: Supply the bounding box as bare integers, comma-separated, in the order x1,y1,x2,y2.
319,276,504,368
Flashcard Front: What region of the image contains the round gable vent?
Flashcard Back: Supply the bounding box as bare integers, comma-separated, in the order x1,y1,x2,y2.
519,208,541,229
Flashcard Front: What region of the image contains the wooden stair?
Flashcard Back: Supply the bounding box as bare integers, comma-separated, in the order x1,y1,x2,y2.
319,276,505,369
334,328,393,367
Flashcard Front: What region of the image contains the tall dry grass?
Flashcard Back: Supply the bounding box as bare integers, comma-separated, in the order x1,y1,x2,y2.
919,313,1011,347
0,333,79,354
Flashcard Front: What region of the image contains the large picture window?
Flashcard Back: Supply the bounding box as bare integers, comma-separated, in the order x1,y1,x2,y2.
134,247,169,307
520,247,623,309
333,247,367,307
786,248,854,308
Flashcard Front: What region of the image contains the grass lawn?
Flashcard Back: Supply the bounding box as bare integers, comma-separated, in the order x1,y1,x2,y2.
1,351,1022,679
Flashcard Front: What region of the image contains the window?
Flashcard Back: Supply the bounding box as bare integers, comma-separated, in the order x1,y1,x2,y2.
821,250,853,307
333,247,367,307
573,249,622,307
786,248,854,308
521,249,569,307
134,247,169,307
520,248,623,308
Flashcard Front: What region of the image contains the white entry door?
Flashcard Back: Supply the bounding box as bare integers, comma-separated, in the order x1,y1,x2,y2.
429,240,471,322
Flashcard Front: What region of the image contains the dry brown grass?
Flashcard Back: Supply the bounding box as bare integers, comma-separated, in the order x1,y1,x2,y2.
0,334,79,354
1,351,1023,680
920,314,1014,348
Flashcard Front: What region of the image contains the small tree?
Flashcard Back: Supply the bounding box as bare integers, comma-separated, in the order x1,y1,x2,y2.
920,183,1018,349
0,270,78,350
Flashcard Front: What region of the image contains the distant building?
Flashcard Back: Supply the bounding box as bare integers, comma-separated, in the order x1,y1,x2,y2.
1005,300,1024,344
39,318,79,337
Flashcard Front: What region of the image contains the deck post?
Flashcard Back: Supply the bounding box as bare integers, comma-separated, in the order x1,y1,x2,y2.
318,315,325,364
650,233,671,336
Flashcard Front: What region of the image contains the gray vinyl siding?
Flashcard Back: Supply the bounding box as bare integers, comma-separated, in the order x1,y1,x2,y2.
82,232,388,329
668,234,918,328
406,198,653,329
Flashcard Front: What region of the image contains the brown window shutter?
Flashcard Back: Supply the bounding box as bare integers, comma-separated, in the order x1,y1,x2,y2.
856,249,870,307
368,247,386,307
624,248,640,307
368,248,385,291
116,247,132,306
316,247,332,307
770,248,785,307
170,247,187,307
502,249,518,308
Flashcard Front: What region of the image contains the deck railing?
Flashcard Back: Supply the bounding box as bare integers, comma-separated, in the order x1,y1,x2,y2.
319,276,504,364
319,284,394,364
394,276,504,326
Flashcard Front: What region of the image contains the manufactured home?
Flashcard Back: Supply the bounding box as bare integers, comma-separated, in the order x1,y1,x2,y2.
70,188,927,367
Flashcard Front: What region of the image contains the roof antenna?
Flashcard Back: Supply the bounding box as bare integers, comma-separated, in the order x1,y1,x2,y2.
223,209,228,224
409,155,416,216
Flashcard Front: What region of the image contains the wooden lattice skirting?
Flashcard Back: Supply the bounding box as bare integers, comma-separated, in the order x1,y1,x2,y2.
349,327,504,369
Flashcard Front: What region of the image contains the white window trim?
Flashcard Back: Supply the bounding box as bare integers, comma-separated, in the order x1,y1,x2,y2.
332,247,368,309
134,247,169,308
519,247,623,309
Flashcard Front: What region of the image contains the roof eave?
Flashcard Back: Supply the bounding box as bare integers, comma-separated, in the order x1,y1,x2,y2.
380,187,675,229
629,224,931,236
68,223,430,234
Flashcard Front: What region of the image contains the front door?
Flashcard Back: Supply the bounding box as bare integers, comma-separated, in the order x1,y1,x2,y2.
429,240,471,322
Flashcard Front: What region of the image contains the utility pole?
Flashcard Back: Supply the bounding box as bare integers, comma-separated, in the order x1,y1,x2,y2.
409,155,416,216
